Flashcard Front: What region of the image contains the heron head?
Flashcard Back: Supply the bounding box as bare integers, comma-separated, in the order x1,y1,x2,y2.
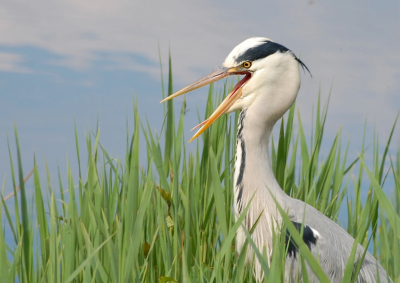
161,37,310,142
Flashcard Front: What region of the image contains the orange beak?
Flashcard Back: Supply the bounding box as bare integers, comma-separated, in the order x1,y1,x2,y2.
160,67,251,142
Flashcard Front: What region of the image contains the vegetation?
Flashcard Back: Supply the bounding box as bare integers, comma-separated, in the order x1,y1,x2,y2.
1,58,399,282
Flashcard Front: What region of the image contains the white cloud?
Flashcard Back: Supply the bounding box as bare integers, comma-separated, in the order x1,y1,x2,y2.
0,1,236,78
0,52,30,73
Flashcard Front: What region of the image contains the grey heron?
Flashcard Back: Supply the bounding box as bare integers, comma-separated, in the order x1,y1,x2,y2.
161,37,391,282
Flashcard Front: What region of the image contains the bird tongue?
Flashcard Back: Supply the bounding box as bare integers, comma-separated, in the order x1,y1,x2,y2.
188,73,252,142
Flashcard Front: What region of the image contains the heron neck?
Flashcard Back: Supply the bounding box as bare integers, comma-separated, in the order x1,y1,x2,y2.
234,108,286,205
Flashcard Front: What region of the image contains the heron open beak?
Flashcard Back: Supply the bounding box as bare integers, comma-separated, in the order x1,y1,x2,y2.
160,67,251,142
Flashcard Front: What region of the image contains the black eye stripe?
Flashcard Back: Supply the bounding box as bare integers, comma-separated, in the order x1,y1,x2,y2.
234,40,312,77
235,41,289,63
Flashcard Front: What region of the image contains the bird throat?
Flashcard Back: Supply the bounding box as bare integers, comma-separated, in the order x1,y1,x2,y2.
233,108,284,219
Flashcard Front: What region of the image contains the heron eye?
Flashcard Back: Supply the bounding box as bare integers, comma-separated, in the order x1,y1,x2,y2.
242,61,252,68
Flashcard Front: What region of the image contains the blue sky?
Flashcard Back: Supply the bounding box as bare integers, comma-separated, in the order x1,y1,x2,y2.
0,1,399,225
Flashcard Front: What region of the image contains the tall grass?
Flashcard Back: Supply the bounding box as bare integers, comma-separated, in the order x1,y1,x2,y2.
1,57,399,282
